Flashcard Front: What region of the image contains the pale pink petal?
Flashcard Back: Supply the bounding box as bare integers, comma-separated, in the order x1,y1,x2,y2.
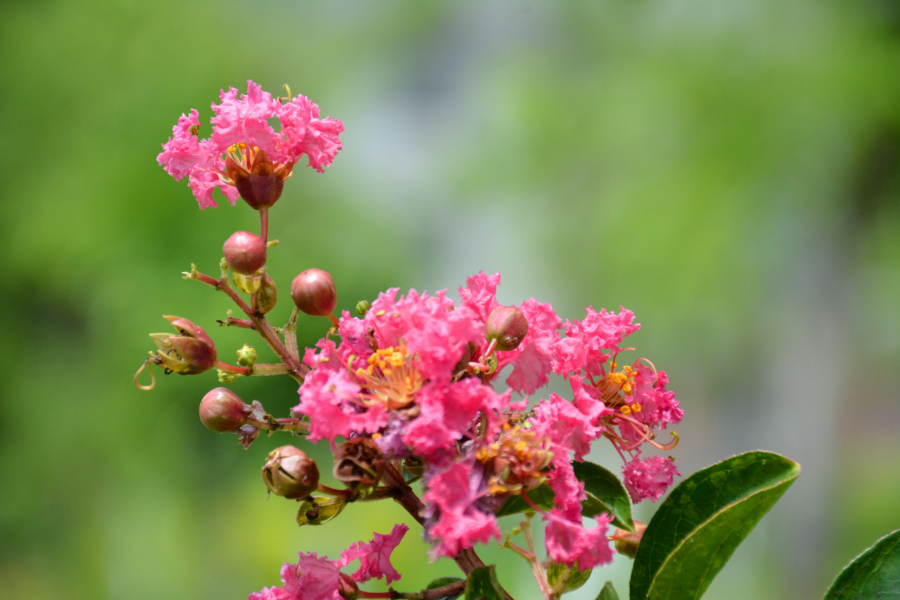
622,455,680,503
339,524,409,584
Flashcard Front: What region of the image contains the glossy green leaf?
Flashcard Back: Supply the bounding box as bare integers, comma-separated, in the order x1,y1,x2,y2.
295,496,347,526
495,483,555,517
426,577,465,600
547,561,592,594
596,581,620,600
630,451,800,600
465,566,504,600
824,528,900,599
573,461,635,532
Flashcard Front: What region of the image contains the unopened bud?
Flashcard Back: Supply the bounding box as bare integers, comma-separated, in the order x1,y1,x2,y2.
233,272,261,294
149,316,217,374
485,306,529,351
226,151,288,210
262,445,320,499
290,269,337,317
355,299,371,316
236,344,258,367
257,271,277,314
612,521,647,559
199,387,247,432
223,231,267,275
338,573,359,600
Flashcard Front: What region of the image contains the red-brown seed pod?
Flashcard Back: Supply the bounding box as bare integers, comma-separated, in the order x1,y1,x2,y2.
485,305,529,351
148,316,217,375
223,231,267,275
199,387,247,433
290,269,337,316
262,445,320,499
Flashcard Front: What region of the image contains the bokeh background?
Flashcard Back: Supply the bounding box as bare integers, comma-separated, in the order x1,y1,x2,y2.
2,1,900,599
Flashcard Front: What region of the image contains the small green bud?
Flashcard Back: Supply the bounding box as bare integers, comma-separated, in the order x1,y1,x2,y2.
262,445,320,499
485,306,529,351
355,299,371,316
236,344,258,367
256,271,277,314
233,272,261,294
217,369,238,384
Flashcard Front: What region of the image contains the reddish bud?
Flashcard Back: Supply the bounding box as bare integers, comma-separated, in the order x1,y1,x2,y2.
338,573,359,600
485,306,529,351
223,231,266,275
199,387,247,432
148,316,217,374
262,445,320,499
612,521,647,559
290,269,337,316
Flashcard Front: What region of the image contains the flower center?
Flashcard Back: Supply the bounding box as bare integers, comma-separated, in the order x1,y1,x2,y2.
354,344,423,411
477,425,553,494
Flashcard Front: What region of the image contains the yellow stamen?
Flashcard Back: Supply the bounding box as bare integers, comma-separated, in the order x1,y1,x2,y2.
631,403,641,413
620,405,632,416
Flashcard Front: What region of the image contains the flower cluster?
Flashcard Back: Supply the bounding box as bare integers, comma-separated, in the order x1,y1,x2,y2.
157,80,343,209
295,271,683,569
250,524,408,600
147,83,685,599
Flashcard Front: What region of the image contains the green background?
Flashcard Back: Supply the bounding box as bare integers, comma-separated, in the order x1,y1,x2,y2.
1,2,899,599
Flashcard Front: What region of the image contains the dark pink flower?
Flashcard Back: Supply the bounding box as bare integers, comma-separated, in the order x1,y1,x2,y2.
544,509,614,571
249,552,341,600
158,80,342,208
339,523,409,584
552,306,640,377
531,393,602,462
423,462,501,557
622,455,680,503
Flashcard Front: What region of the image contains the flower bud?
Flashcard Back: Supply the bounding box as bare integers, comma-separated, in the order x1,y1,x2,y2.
262,445,320,499
223,231,267,275
236,344,258,367
149,316,217,374
226,150,287,210
199,387,247,432
338,573,359,600
355,299,371,316
290,269,337,316
485,306,529,352
612,521,647,559
256,271,277,314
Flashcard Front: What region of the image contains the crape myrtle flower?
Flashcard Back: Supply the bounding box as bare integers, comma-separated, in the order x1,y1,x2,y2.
292,271,683,561
249,524,408,600
157,81,343,209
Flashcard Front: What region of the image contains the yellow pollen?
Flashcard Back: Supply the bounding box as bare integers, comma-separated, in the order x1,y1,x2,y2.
375,310,386,316
620,405,632,416
622,383,633,395
382,368,392,376
355,368,366,377
611,362,618,369
631,403,641,413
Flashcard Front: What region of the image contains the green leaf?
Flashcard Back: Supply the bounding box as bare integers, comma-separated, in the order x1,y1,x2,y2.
465,566,504,600
573,461,635,532
596,581,620,600
426,576,465,600
295,496,347,526
495,483,555,517
547,561,592,594
824,528,900,599
630,451,800,600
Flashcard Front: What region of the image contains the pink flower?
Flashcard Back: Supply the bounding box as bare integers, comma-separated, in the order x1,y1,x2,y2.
629,365,683,429
158,80,342,208
544,509,614,571
339,523,409,584
552,306,640,377
622,455,680,503
423,462,501,557
404,380,511,463
249,552,341,600
531,393,602,462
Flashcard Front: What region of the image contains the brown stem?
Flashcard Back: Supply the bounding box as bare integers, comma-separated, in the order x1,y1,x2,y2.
189,269,307,384
260,208,269,245
217,316,254,329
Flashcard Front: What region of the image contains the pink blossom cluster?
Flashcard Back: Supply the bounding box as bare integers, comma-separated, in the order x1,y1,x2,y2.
157,80,343,208
250,524,408,600
293,272,684,569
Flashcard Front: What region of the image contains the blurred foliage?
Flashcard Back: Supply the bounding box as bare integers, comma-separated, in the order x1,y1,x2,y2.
1,2,899,600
